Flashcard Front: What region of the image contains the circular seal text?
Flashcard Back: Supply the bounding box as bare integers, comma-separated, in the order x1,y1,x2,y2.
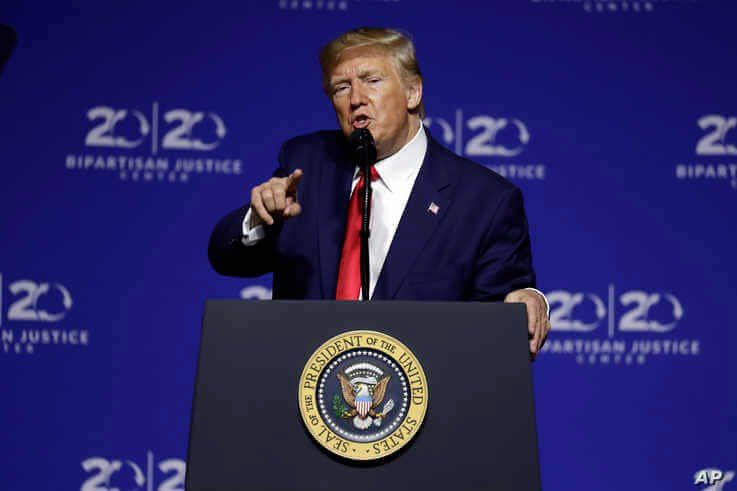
298,330,428,461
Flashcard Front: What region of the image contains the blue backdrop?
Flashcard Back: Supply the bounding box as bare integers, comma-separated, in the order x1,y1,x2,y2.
1,1,735,489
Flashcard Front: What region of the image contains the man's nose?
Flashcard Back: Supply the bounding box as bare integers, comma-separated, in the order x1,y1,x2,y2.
349,84,366,108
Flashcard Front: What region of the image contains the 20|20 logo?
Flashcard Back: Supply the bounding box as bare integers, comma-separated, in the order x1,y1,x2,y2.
547,290,684,333
696,115,737,156
5,279,72,323
85,106,227,151
424,113,530,157
81,456,185,491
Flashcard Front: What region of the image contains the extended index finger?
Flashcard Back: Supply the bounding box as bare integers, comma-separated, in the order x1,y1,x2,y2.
285,168,304,192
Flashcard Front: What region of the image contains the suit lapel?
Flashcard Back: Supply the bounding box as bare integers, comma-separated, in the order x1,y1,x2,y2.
372,137,452,299
317,136,354,299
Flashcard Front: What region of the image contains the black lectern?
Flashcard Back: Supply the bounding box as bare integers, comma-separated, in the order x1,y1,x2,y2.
187,300,540,490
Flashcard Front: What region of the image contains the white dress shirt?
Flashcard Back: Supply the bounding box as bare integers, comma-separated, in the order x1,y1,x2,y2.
242,124,548,312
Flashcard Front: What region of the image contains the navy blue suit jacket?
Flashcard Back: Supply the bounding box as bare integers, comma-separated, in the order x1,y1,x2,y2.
209,130,537,300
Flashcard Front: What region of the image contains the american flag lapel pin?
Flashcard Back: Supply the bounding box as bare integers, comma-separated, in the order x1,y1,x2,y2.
428,201,439,215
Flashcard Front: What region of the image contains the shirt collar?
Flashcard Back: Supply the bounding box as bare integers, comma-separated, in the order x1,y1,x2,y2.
354,122,428,193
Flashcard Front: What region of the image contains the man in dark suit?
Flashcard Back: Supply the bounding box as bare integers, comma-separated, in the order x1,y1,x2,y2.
209,27,551,357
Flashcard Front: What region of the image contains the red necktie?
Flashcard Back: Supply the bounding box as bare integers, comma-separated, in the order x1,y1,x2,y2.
335,166,380,300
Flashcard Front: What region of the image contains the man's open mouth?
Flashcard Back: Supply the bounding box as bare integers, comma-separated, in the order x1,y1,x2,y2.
352,115,371,129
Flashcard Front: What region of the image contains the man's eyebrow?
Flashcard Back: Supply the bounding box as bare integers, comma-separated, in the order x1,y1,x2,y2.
358,69,384,78
330,76,350,86
330,69,385,86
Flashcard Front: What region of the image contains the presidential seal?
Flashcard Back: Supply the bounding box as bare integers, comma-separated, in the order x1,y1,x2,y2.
298,330,428,461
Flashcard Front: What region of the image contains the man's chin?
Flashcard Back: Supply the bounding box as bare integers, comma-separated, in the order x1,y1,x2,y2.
339,126,389,158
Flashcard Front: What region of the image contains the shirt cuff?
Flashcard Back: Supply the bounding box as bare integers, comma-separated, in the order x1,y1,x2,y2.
241,208,266,246
524,287,550,317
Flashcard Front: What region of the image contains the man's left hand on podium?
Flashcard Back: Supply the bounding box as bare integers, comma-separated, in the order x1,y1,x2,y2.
505,289,551,361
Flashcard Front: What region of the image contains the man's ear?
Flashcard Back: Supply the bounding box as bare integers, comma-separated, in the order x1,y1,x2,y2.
405,76,423,113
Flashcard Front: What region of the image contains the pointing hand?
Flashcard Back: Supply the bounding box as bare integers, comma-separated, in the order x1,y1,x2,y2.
249,169,304,226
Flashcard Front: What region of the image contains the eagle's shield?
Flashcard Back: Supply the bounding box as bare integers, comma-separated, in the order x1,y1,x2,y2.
356,394,372,418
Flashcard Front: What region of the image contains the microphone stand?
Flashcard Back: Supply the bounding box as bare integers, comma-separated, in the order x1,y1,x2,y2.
349,128,376,302
360,156,372,301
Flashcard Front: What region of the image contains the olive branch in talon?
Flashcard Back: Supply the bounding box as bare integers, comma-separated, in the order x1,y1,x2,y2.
332,393,351,418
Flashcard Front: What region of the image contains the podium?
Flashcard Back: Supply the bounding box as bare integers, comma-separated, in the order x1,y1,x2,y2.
187,300,541,490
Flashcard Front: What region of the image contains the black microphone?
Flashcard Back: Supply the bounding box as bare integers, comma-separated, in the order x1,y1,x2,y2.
348,128,377,301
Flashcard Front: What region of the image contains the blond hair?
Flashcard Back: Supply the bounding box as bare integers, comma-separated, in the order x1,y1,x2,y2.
319,27,425,118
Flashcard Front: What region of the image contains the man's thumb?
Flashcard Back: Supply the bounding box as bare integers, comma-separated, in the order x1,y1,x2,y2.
284,202,302,217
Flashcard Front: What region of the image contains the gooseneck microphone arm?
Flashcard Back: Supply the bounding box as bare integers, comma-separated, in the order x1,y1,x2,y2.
349,129,377,301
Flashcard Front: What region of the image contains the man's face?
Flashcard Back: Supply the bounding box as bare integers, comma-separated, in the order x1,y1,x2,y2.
328,47,421,160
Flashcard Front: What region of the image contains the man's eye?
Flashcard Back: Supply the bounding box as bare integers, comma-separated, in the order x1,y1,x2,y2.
367,77,381,84
333,84,349,94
